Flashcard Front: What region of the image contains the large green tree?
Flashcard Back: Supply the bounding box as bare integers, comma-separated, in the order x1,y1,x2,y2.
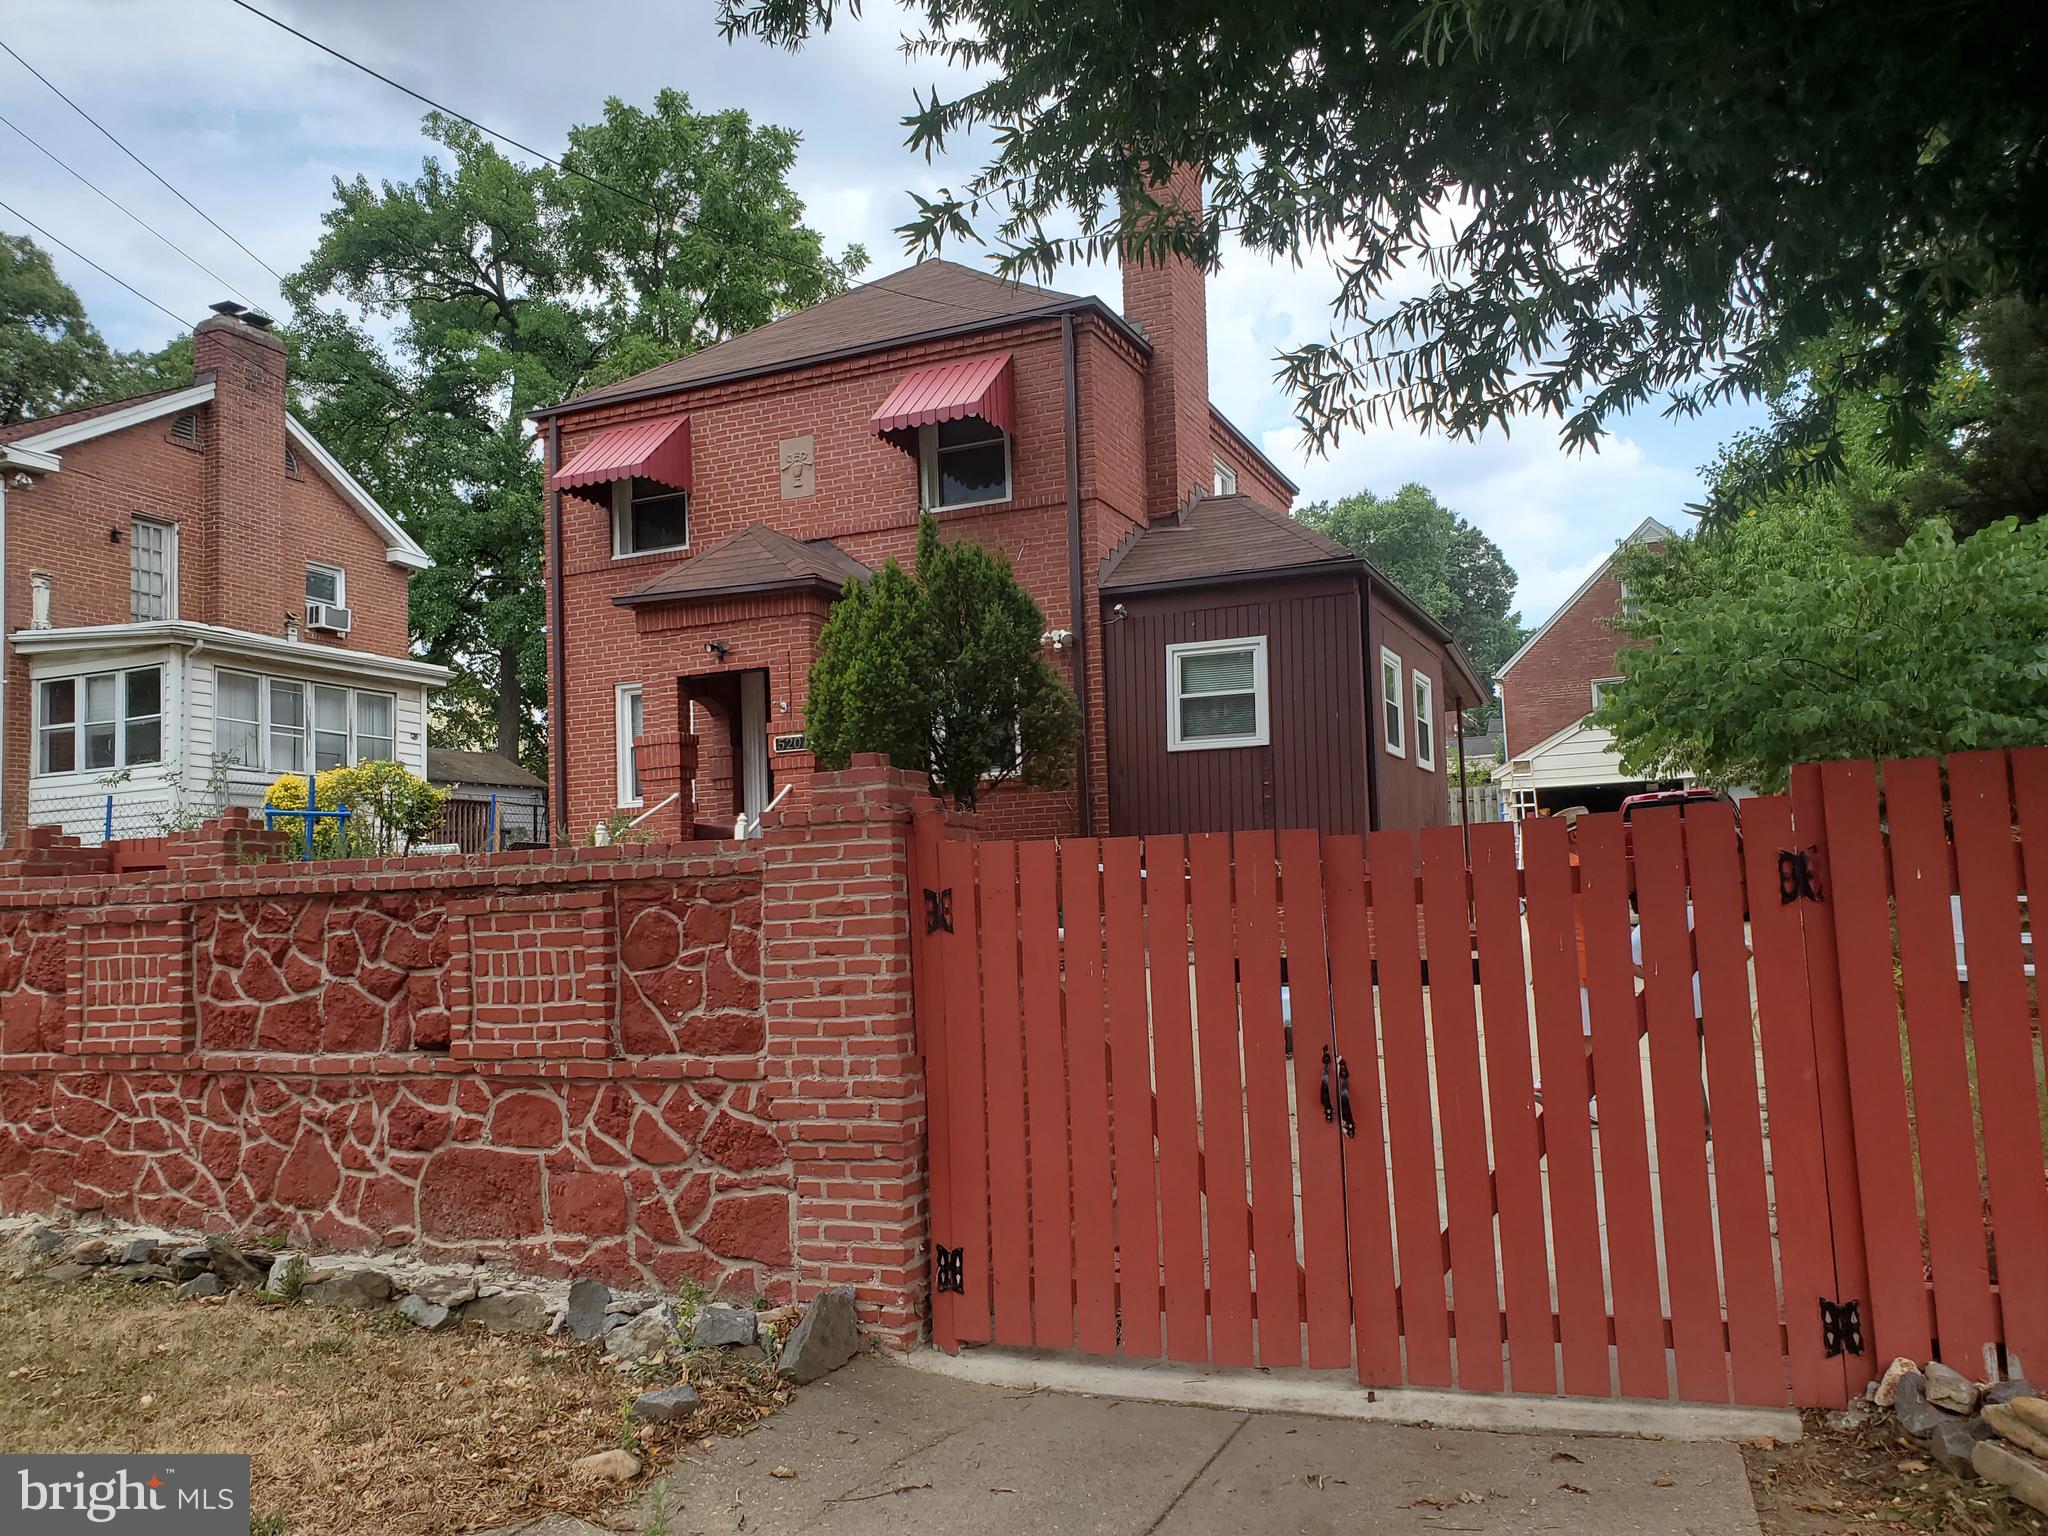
1295,483,1522,684
286,95,865,771
719,0,2046,516
1,233,116,425
807,516,1080,808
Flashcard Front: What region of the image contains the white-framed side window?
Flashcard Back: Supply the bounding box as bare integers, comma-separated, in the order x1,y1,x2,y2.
1412,669,1436,770
306,561,345,609
36,667,162,774
918,418,1011,510
616,684,645,805
611,477,689,558
1213,456,1238,495
1380,646,1405,757
130,516,177,621
1166,636,1269,751
1590,675,1624,711
217,667,397,774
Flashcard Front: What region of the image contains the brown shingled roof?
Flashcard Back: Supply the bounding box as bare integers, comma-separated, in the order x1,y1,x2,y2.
1099,493,1360,591
0,386,189,444
616,524,871,607
426,747,544,789
544,260,1128,416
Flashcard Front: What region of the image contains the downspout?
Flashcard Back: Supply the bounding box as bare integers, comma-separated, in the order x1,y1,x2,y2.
547,421,567,845
1363,577,1381,833
1061,314,1095,836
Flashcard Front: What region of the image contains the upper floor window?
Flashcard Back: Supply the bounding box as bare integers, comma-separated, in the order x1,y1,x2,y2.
1167,636,1269,751
36,667,161,775
919,418,1011,510
306,562,344,608
612,476,689,558
1411,669,1436,770
1380,647,1406,757
130,517,177,622
1590,676,1624,711
1213,456,1238,496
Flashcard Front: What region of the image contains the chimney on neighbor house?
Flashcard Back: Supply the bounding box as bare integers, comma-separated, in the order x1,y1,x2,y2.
1121,163,1213,521
193,302,289,633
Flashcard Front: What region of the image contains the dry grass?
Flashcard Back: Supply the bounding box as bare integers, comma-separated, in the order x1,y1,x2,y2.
0,1272,789,1536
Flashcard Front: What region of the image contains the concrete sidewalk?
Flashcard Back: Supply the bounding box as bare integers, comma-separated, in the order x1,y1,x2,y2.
577,1355,1763,1536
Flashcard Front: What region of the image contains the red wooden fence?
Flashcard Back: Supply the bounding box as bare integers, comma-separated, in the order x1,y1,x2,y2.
913,747,2045,1405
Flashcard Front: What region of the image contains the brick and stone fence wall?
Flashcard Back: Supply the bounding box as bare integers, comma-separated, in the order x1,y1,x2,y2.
0,758,938,1347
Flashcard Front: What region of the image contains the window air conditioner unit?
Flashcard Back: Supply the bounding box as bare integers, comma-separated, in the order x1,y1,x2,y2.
306,601,353,634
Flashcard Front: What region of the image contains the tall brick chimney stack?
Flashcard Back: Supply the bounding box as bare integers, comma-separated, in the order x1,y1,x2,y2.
1120,164,1213,521
192,308,288,633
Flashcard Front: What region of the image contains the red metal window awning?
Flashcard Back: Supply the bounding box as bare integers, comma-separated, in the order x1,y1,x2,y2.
870,352,1016,448
551,415,692,496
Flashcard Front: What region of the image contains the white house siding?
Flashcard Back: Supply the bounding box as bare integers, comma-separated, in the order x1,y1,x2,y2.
25,643,186,842
187,657,430,813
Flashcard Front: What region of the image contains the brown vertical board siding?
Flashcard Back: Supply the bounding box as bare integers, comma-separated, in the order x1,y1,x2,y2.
1103,574,1371,835
1365,589,1456,832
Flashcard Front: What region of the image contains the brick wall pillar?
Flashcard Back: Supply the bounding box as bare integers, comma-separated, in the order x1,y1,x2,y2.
632,732,692,842
757,754,931,1348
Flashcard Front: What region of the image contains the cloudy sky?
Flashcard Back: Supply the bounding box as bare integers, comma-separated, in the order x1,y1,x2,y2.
0,0,1762,627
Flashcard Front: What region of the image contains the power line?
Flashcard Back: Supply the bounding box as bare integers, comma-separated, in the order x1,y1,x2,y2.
0,35,287,285
225,0,661,214
0,109,259,308
0,196,193,330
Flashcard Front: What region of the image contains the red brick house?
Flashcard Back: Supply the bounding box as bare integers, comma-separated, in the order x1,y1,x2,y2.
1494,515,1680,816
0,304,447,840
537,172,1483,841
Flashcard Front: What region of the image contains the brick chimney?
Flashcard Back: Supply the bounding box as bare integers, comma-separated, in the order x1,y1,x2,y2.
1120,164,1212,521
192,309,288,633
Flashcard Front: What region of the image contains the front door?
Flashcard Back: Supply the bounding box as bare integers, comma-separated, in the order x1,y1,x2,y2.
739,669,771,827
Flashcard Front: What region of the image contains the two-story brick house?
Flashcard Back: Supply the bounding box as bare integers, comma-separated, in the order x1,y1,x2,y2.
537,170,1484,841
0,304,448,840
1493,515,1681,817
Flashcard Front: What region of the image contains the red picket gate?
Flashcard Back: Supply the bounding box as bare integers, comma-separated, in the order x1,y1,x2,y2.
910,747,2046,1406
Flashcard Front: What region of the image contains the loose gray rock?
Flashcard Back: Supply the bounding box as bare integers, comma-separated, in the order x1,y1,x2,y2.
176,1273,225,1299
692,1303,758,1349
302,1266,393,1308
120,1238,159,1265
1926,1361,1981,1415
266,1253,308,1295
112,1262,172,1284
33,1262,97,1285
563,1278,611,1342
167,1245,211,1282
1927,1415,1995,1478
1989,1400,2048,1459
30,1227,66,1255
463,1290,551,1334
778,1286,859,1384
629,1383,701,1423
1986,1380,2041,1407
604,1305,677,1360
410,1273,481,1307
1974,1440,2048,1516
204,1235,272,1291
1893,1373,1949,1440
397,1294,453,1331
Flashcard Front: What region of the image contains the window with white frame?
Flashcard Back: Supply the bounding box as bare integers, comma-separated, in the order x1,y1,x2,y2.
130,517,177,621
918,418,1011,510
1411,669,1436,769
616,684,645,805
36,667,162,774
216,669,398,775
1590,676,1624,711
611,477,689,557
1213,456,1237,495
306,562,345,609
1380,647,1405,757
1166,636,1269,751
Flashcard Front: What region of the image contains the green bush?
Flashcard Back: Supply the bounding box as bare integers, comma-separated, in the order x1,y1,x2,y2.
264,761,445,857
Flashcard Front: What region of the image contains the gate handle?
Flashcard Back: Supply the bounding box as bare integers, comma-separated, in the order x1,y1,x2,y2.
1319,1045,1335,1124
1336,1056,1357,1140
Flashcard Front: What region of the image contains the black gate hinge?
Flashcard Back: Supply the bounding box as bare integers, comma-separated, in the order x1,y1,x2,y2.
1820,1296,1864,1358
1777,848,1824,906
923,887,954,934
935,1245,964,1294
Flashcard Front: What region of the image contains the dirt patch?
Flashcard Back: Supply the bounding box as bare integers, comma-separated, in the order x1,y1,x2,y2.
1745,1412,2048,1535
0,1273,789,1535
